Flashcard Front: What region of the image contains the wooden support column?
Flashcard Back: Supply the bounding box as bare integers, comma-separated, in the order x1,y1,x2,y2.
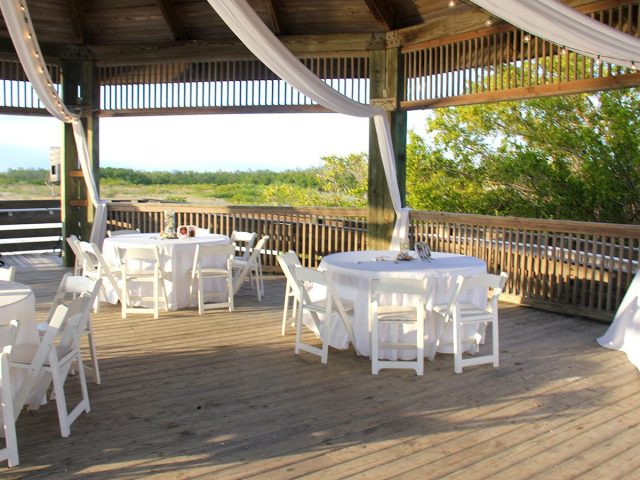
60,59,100,266
368,35,407,250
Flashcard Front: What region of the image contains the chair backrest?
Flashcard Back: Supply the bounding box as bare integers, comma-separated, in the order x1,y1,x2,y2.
46,273,102,323
194,227,210,237
66,235,82,275
369,277,429,297
107,229,140,237
78,241,121,301
119,245,162,274
277,251,302,296
0,266,15,282
232,235,269,293
192,243,235,277
231,231,258,260
450,272,508,315
56,293,96,355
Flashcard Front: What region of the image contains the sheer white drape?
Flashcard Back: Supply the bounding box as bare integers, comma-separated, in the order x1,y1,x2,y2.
598,271,640,371
205,0,409,250
0,0,107,245
470,0,640,68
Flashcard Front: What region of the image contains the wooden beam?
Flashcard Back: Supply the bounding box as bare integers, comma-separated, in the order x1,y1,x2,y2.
155,0,189,41
363,0,396,31
402,73,640,110
65,0,85,45
264,0,282,35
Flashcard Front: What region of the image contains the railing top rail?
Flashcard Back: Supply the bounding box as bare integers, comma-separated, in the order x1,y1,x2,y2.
409,210,640,238
0,207,61,214
107,202,367,217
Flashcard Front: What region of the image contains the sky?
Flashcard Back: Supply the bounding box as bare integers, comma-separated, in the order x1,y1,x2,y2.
0,111,430,172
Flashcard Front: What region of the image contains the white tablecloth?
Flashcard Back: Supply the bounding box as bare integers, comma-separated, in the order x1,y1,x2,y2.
0,280,40,419
102,233,230,310
313,251,488,360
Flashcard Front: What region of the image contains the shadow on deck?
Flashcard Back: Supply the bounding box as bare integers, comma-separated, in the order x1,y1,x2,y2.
3,260,640,479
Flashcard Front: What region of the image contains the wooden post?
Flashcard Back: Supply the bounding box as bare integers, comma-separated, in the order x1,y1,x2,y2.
368,35,407,250
60,59,100,266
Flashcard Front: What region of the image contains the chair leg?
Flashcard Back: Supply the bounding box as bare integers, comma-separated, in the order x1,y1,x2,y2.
281,288,290,336
492,317,499,368
371,316,379,374
320,316,330,365
453,317,463,374
416,304,425,376
294,305,304,355
1,366,19,467
50,363,71,437
197,275,204,316
153,274,159,319
86,325,101,385
228,274,235,312
121,276,128,319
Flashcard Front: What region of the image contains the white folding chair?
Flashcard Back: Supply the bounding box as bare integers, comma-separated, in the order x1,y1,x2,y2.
432,272,508,374
231,231,263,295
368,278,430,376
293,266,358,364
0,320,18,467
0,266,15,281
12,297,93,438
39,273,103,385
107,229,140,237
276,251,302,335
191,243,235,314
77,240,122,309
232,235,269,302
119,245,168,319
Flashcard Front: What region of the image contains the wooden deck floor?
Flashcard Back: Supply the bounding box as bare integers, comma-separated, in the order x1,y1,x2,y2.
4,266,640,479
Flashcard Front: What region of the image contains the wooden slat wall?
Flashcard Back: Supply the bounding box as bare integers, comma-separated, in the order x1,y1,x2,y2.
0,60,61,113
402,0,640,108
107,202,640,321
98,55,369,115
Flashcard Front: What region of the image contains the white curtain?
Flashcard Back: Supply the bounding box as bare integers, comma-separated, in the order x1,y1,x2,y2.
470,0,640,68
0,0,107,246
205,0,409,250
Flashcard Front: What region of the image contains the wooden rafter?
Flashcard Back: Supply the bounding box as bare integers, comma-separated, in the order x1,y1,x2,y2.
65,0,85,45
156,0,189,41
264,0,282,35
363,0,396,31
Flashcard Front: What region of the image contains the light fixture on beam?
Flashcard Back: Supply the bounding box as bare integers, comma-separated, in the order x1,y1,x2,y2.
448,0,457,8
484,17,493,27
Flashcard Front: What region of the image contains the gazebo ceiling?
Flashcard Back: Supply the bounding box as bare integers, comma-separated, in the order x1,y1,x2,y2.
0,0,600,59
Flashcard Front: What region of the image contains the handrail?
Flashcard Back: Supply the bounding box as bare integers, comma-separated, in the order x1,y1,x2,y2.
107,202,639,322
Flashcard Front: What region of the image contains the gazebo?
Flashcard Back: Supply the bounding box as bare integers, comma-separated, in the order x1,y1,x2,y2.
1,0,640,476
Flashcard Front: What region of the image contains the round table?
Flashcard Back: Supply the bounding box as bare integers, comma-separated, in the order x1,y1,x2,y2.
0,280,39,347
102,233,230,310
0,280,40,412
314,250,488,359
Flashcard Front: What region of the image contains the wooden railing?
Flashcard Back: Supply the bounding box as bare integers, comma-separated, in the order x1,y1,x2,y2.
107,202,640,321
106,202,368,269
0,200,62,254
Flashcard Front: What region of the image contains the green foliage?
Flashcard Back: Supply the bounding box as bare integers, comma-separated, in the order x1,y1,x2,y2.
0,168,49,185
316,153,368,207
407,88,640,224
